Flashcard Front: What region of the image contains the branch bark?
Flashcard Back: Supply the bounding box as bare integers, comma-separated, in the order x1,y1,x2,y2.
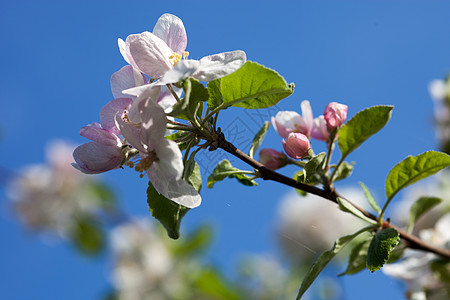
218,137,450,260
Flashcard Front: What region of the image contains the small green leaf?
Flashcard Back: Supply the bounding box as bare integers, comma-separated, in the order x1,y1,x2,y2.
366,228,400,272
385,151,450,201
303,152,326,182
338,239,371,276
70,216,104,256
186,78,208,118
207,61,294,110
338,105,393,159
359,182,381,214
147,181,190,239
296,227,371,299
337,197,378,225
165,131,193,151
332,161,354,182
408,196,443,233
248,121,271,158
207,159,257,188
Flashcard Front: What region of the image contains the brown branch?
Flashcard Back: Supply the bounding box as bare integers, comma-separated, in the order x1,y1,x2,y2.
218,137,450,260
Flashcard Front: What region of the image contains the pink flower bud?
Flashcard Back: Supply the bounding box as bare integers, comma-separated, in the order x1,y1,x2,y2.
324,102,348,130
258,148,287,170
282,133,311,159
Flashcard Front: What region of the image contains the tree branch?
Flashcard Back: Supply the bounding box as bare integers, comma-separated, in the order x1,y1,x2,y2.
218,136,450,259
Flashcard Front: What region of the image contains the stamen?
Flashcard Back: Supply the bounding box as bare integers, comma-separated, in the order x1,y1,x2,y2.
169,51,189,66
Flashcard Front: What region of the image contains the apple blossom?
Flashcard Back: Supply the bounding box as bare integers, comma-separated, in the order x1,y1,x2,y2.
271,100,313,139
115,88,201,208
72,123,127,174
324,102,348,131
282,132,311,159
119,13,246,97
258,148,287,170
310,115,330,142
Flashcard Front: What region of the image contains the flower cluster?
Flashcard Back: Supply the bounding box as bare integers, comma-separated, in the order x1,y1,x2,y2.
259,100,348,168
7,141,113,240
72,14,247,209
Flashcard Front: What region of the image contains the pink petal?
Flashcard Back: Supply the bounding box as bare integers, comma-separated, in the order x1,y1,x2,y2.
126,32,173,79
72,141,123,174
115,115,146,153
300,100,313,136
99,98,133,135
111,65,148,99
80,123,122,146
152,13,187,54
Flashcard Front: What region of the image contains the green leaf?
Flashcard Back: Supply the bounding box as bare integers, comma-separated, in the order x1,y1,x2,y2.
207,159,257,188
173,225,213,256
303,152,326,182
430,259,450,283
194,268,242,300
386,240,407,264
186,78,208,118
332,161,354,182
186,162,202,192
207,79,224,109
385,151,450,201
366,228,400,272
70,216,104,256
165,131,193,151
408,196,443,233
248,121,271,158
337,197,378,225
359,182,381,214
147,181,190,239
207,61,294,110
338,105,393,159
296,227,371,299
338,239,371,276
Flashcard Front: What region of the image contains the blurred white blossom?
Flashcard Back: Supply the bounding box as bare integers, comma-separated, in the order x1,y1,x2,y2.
7,140,112,239
110,219,178,300
276,187,369,261
383,214,450,300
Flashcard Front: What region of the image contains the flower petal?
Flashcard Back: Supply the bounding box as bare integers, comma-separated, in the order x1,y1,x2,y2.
100,98,133,135
164,179,202,208
152,13,187,54
72,141,123,174
153,59,200,86
111,65,148,99
272,111,302,139
115,115,146,153
138,97,167,148
80,123,122,146
300,100,313,136
126,32,173,79
193,50,246,82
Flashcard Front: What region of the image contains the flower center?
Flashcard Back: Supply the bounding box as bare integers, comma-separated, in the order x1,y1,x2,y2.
169,51,189,66
127,151,158,178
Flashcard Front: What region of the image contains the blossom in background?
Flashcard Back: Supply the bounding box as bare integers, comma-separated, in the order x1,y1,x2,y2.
8,141,112,238
429,78,450,154
383,214,450,300
115,88,201,208
120,13,246,97
110,219,176,300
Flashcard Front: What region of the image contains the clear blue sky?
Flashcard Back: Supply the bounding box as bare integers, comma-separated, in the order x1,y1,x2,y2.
1,1,450,299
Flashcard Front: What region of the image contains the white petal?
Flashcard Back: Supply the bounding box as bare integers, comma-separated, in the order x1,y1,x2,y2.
100,98,133,135
126,32,173,79
300,100,313,135
164,179,201,208
138,97,167,147
118,38,131,65
115,114,146,153
152,13,187,54
272,111,302,138
193,50,246,82
153,59,200,86
126,85,161,123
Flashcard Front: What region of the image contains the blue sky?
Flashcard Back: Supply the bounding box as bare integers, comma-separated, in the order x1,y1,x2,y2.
1,1,450,299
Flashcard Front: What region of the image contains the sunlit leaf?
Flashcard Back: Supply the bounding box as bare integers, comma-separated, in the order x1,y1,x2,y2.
366,228,400,272
248,121,270,158
207,159,257,188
